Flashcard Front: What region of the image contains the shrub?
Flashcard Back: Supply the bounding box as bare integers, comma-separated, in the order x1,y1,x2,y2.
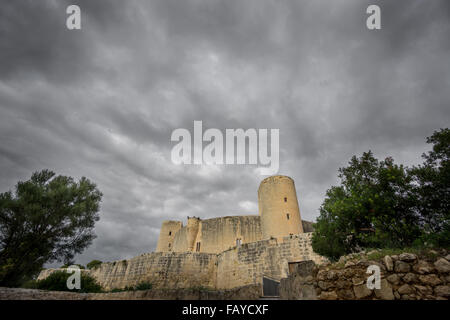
135,282,152,290
21,279,38,289
35,270,102,293
60,264,85,269
86,260,102,270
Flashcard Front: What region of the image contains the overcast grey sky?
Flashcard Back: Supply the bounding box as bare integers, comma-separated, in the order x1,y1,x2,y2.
0,0,449,266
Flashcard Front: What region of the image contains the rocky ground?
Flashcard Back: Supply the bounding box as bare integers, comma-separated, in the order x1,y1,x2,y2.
0,284,261,300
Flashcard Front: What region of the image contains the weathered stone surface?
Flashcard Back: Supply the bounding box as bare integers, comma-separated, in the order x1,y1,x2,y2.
345,261,355,268
319,291,338,300
318,281,333,290
0,285,262,300
434,258,450,273
384,255,394,271
398,253,417,262
352,276,365,286
327,270,338,280
294,260,317,277
374,279,394,300
413,260,434,274
317,270,328,281
444,254,450,261
336,280,351,289
395,260,411,273
367,261,386,272
413,285,432,296
387,274,401,285
353,284,372,299
397,284,415,295
280,249,449,300
341,268,354,279
434,285,450,297
337,288,355,299
419,274,442,286
403,273,417,283
279,275,318,300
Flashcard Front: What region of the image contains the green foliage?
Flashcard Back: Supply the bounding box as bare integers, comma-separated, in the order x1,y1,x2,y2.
86,260,103,270
312,128,450,261
134,282,153,290
409,128,450,247
0,169,102,287
109,281,153,292
60,264,85,269
21,279,38,289
312,151,421,260
34,270,102,293
365,247,439,261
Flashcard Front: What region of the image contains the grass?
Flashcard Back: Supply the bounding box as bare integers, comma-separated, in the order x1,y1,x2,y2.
365,247,441,261
329,246,443,268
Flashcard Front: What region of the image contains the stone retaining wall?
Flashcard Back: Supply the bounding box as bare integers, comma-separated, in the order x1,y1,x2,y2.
280,249,450,300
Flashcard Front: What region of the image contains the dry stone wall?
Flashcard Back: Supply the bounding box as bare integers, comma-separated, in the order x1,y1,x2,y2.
280,249,450,300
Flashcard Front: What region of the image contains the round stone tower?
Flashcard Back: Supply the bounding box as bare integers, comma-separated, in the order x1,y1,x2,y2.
258,175,304,240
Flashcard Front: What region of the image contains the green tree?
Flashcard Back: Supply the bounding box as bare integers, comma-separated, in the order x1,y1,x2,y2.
0,170,102,287
312,151,421,260
86,260,102,270
60,264,85,269
410,128,450,246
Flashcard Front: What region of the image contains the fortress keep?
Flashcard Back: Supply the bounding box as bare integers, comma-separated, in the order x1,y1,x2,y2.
39,175,327,292
156,176,307,254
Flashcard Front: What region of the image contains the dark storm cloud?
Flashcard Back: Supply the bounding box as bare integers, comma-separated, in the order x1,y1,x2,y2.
0,0,449,266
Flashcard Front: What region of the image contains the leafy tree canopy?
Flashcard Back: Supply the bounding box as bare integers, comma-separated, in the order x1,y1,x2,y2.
409,128,450,246
312,128,449,261
0,170,102,287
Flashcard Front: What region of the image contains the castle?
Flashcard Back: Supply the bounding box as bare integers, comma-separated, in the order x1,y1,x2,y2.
39,175,326,291
156,175,311,254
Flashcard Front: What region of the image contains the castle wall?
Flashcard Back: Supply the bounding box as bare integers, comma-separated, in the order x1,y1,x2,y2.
172,226,189,252
155,220,182,252
169,216,263,254
89,252,217,290
198,216,262,254
216,233,327,289
186,217,200,251
39,233,326,291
